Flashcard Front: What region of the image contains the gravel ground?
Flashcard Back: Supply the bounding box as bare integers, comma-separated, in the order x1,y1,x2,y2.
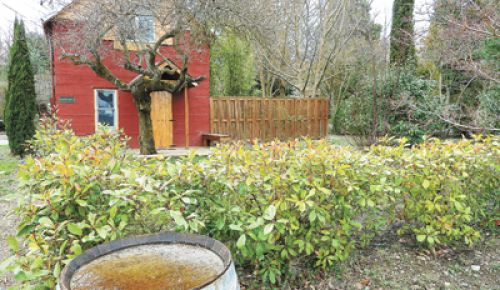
0,135,7,146
0,146,18,289
0,199,16,289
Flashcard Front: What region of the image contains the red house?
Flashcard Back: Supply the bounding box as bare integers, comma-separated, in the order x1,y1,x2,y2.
43,1,210,149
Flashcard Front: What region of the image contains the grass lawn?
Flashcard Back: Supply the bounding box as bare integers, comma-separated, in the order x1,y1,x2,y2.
0,145,18,195
0,146,17,168
328,135,353,146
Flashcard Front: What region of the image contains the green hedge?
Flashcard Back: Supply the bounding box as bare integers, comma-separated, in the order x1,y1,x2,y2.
2,117,498,288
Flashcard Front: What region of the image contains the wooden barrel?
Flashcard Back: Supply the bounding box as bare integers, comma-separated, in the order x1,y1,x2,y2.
58,232,239,290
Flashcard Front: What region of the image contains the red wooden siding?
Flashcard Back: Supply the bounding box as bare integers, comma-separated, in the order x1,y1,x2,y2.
49,24,210,148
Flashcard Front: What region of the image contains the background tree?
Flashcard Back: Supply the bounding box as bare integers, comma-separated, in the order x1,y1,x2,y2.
0,33,12,120
200,0,365,97
1,30,49,120
5,19,37,156
251,0,362,97
420,0,499,133
424,0,498,83
210,31,256,96
0,35,8,65
26,32,50,75
390,0,416,68
323,0,385,137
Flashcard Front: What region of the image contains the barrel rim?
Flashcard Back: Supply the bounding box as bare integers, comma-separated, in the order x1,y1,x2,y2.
59,232,233,290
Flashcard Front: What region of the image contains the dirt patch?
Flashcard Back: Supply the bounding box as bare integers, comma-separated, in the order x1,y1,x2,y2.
0,146,18,288
239,231,499,289
318,233,499,290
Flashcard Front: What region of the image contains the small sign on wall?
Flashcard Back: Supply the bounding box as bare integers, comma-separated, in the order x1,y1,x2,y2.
59,96,75,104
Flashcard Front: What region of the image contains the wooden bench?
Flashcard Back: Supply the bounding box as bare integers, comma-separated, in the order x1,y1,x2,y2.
202,133,231,146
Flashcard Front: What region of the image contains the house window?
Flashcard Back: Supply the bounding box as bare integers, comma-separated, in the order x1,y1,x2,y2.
137,15,155,42
95,89,118,129
125,15,155,43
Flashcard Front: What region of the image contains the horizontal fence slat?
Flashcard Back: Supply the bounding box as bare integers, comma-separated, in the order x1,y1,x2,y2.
210,97,329,142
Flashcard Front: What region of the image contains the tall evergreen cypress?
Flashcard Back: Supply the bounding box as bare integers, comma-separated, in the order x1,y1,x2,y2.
390,0,416,68
5,19,37,156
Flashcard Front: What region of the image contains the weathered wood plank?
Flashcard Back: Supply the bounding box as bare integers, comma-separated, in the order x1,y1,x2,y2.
210,97,329,142
151,91,173,148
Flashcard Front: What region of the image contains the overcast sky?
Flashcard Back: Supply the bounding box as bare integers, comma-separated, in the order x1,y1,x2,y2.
0,0,54,36
371,0,433,37
0,0,433,37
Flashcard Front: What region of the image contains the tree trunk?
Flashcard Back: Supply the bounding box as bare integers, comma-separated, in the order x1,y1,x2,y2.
371,52,378,138
132,89,157,155
279,79,286,97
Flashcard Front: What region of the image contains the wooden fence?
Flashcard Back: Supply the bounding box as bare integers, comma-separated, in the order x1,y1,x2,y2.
210,97,329,141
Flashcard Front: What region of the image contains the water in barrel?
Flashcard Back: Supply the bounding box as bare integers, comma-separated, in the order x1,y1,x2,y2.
70,244,225,290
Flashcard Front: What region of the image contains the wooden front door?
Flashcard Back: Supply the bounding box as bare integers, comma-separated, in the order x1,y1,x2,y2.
150,91,173,148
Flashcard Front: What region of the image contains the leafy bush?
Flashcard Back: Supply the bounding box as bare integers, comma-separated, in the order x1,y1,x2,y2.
2,117,186,288
192,140,394,284
2,119,498,288
375,136,499,248
332,68,459,144
332,90,376,135
476,86,500,129
3,125,135,287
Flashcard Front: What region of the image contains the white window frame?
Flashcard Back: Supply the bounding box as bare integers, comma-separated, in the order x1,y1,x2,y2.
94,89,119,131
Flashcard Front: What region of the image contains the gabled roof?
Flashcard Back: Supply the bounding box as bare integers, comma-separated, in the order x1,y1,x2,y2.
43,0,85,25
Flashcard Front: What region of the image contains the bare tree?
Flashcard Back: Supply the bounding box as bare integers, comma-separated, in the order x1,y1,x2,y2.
420,0,499,132
200,0,366,97
0,36,8,65
424,0,499,83
0,29,14,65
252,0,364,97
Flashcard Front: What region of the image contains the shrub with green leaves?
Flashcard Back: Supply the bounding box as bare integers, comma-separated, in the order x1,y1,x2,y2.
1,118,181,288
1,118,498,288
376,136,499,247
191,140,394,284
4,128,134,287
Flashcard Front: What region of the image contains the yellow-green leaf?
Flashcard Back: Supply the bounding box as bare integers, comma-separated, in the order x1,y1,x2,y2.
6,235,19,251
264,224,274,235
39,217,54,228
67,223,83,236
97,226,111,239
236,234,246,249
264,205,276,220
53,262,61,277
309,211,317,222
